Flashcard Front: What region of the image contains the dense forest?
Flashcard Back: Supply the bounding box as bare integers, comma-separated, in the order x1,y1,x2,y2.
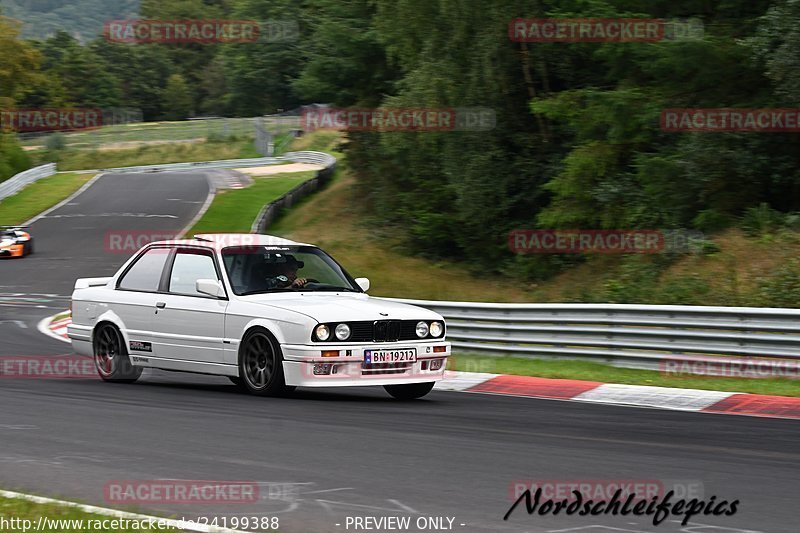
1,0,138,40
2,0,800,280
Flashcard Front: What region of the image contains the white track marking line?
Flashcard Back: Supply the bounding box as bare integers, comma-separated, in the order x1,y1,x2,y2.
23,173,106,226
0,489,248,533
177,175,216,239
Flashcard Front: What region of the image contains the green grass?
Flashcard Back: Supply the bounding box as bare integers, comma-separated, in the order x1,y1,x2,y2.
0,172,95,225
45,139,261,171
0,496,176,532
451,354,800,397
19,118,260,148
188,172,316,234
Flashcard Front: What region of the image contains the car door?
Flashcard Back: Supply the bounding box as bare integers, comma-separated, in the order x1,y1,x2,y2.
113,246,173,357
150,247,228,365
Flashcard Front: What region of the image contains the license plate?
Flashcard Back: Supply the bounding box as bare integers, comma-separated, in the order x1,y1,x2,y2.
364,348,417,364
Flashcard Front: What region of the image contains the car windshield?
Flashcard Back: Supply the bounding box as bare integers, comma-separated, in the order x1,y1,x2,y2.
221,245,360,296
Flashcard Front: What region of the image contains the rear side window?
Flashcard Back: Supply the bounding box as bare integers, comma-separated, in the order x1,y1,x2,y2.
169,249,219,296
118,248,170,292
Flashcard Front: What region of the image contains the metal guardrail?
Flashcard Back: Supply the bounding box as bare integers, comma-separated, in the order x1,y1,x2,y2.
0,164,57,202
251,152,337,232
100,151,336,174
381,299,800,370
100,157,283,174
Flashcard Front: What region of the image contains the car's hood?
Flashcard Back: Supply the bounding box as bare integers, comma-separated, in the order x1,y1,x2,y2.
237,293,442,323
0,238,15,248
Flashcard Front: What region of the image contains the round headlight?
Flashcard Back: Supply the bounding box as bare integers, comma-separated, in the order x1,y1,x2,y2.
315,324,331,341
335,323,351,341
429,321,443,337
415,321,429,338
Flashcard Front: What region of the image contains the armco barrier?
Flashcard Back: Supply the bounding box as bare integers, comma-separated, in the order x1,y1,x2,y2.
251,151,337,232
99,151,336,175
100,156,283,173
0,164,57,202
380,299,800,370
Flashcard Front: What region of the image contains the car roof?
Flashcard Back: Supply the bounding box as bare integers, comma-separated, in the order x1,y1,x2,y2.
147,233,313,251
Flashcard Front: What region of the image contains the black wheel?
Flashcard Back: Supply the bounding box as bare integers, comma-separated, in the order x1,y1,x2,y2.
238,329,294,396
93,324,142,383
384,382,435,400
26,239,33,255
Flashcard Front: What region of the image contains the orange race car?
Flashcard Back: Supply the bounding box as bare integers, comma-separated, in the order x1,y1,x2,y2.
0,226,34,258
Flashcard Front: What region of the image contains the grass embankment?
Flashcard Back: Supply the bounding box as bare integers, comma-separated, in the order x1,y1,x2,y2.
187,172,316,234
39,139,263,171
0,172,95,225
0,496,176,532
270,133,536,302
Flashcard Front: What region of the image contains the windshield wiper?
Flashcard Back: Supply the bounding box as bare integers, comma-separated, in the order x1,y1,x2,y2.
302,286,360,292
238,289,285,296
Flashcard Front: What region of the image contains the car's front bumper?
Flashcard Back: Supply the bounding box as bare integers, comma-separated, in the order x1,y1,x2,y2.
281,341,451,387
0,246,22,258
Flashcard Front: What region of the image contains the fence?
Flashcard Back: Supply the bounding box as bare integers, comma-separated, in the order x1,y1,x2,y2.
0,164,57,203
381,299,800,370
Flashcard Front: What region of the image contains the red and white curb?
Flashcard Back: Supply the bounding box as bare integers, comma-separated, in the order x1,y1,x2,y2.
435,372,800,420
34,317,800,420
37,312,71,344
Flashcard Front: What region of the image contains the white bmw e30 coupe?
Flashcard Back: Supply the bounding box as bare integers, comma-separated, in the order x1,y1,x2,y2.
67,234,450,399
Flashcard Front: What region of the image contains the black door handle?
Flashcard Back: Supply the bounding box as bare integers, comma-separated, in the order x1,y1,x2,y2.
156,302,166,309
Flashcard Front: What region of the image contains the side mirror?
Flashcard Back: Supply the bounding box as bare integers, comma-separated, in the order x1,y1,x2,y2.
355,277,370,292
196,279,225,298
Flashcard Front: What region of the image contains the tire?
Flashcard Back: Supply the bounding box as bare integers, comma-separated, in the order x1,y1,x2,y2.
238,328,295,396
25,240,33,256
93,323,142,383
384,382,435,400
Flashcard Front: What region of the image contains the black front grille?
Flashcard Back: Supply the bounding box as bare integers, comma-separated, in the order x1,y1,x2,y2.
316,320,431,342
362,362,413,375
373,320,401,342
349,322,374,342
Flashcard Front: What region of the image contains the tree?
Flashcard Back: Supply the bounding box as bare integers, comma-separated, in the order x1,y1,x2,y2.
163,74,193,119
0,16,43,108
0,133,32,183
222,0,303,115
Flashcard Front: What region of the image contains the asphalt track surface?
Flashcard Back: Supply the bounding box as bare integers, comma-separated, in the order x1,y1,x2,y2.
0,171,798,533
